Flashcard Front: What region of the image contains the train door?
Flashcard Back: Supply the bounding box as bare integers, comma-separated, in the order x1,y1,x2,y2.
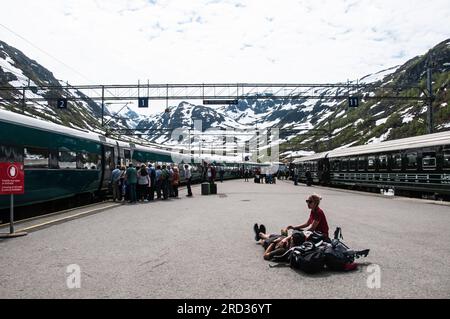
123,149,132,167
102,146,115,189
115,142,121,167
117,148,131,168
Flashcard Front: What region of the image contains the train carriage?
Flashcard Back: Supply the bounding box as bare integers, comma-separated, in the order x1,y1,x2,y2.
293,130,450,198
0,109,108,210
0,109,264,216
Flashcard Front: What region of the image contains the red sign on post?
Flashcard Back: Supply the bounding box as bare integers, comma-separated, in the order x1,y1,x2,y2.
0,162,25,195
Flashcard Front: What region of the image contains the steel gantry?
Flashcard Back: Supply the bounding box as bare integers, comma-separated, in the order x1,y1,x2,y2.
0,79,435,133
0,82,429,102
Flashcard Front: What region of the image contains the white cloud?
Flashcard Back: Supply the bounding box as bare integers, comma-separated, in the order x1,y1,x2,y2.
1,0,449,114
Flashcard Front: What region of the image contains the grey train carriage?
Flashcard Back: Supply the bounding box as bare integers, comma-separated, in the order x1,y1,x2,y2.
293,131,450,199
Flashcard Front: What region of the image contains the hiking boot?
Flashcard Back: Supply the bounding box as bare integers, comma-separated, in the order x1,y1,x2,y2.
253,223,260,241
259,224,266,235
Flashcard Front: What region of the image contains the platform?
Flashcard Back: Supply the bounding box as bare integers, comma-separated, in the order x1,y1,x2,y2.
0,180,449,298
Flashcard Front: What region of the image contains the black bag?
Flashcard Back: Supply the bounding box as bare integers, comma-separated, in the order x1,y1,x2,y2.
289,242,325,274
323,227,370,271
201,182,210,195
323,240,354,271
308,231,325,244
210,183,217,194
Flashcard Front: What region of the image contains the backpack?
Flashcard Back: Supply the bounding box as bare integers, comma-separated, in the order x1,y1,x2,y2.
160,169,168,181
308,231,325,245
172,171,179,186
323,227,370,271
272,241,325,273
323,240,354,271
289,241,326,274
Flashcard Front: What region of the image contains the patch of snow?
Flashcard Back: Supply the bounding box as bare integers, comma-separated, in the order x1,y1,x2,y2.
281,150,315,158
0,55,27,85
332,123,352,135
381,79,394,86
402,113,414,123
420,105,428,114
400,106,414,114
335,140,359,150
316,109,335,124
367,128,392,144
373,110,385,117
335,110,346,118
375,117,388,126
359,65,399,83
370,101,381,110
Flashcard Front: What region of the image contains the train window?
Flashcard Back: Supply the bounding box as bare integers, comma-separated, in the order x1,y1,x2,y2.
24,147,49,168
368,156,376,170
349,158,357,171
379,155,388,170
341,159,348,171
392,153,402,170
444,149,450,169
78,153,100,170
58,150,77,169
422,152,436,169
331,160,340,171
358,157,366,171
0,145,23,162
406,152,418,169
49,150,59,169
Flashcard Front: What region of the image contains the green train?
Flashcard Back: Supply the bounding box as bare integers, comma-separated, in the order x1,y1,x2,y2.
0,109,262,216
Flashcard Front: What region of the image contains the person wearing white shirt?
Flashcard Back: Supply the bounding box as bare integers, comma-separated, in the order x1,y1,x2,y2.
184,164,193,197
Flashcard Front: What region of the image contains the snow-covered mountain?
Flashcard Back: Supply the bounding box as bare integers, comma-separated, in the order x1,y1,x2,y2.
1,38,449,157
284,38,450,156
133,39,450,156
0,39,130,133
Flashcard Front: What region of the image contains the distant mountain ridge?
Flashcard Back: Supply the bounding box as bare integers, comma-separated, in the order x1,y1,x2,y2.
0,39,126,133
1,38,449,156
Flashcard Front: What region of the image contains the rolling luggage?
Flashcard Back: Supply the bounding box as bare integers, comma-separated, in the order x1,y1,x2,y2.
210,183,217,195
201,182,210,195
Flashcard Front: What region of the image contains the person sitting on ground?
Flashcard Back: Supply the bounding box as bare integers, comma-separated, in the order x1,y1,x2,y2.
279,194,330,247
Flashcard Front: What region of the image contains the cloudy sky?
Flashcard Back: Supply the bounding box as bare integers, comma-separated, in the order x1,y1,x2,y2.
1,0,450,112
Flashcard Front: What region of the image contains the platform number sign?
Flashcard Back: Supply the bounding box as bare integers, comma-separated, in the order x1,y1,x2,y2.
348,96,359,108
57,98,68,109
138,97,149,108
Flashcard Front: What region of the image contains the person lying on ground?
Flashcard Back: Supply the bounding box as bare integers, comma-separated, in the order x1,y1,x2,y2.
254,223,306,260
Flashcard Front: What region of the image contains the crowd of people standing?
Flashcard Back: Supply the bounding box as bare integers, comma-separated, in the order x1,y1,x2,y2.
111,163,190,204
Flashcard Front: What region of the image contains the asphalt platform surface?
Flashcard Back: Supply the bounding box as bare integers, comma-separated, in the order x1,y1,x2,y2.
1,179,449,298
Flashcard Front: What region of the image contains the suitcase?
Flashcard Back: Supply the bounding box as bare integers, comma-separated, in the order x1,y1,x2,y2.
201,182,210,195
210,183,217,195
